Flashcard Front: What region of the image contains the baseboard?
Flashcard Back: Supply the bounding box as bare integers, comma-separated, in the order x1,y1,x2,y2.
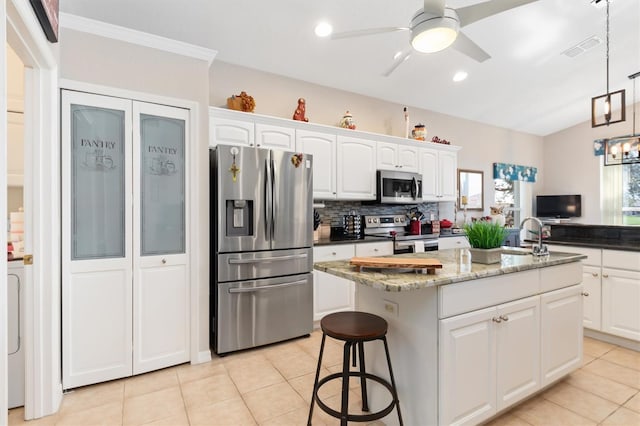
194,350,212,364
584,329,640,351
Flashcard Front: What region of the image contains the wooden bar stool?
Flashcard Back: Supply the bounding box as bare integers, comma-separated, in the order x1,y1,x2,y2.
307,311,403,425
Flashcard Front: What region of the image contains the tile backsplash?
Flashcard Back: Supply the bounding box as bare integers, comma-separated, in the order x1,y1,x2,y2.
315,200,440,226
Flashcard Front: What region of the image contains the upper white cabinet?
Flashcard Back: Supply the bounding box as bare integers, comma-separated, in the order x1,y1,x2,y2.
420,147,458,202
209,107,461,202
377,141,419,173
337,136,376,200
210,116,254,147
255,123,295,151
296,130,337,199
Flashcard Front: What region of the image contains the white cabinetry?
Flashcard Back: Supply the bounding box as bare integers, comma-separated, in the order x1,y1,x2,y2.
420,147,457,201
440,296,541,425
548,245,640,342
255,123,295,150
210,116,254,147
602,249,640,341
337,136,376,200
376,141,419,172
313,245,356,321
438,236,470,250
296,130,337,199
355,241,393,257
540,285,583,386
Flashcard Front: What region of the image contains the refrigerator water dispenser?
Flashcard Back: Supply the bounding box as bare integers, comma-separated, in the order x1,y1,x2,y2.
226,200,253,236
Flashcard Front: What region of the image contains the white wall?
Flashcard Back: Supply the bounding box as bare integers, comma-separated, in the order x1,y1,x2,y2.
542,102,638,224
58,28,211,358
210,61,545,218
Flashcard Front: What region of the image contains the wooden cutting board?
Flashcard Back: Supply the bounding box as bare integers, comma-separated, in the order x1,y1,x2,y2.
350,257,443,274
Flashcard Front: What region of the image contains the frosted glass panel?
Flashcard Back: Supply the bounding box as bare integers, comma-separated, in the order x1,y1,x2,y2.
140,114,186,255
71,104,126,260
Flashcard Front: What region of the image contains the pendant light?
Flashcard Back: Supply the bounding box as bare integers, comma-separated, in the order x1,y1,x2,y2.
604,71,640,166
591,0,626,128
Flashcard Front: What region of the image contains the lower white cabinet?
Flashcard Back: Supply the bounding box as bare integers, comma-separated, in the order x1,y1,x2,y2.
602,267,640,341
439,295,541,426
582,265,602,330
313,244,356,321
548,245,640,342
540,285,583,386
354,241,393,257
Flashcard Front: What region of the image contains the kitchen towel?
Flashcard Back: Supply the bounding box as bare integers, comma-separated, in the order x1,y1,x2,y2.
413,241,425,253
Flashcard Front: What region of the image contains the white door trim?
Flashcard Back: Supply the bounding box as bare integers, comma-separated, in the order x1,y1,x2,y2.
5,0,60,422
60,79,208,367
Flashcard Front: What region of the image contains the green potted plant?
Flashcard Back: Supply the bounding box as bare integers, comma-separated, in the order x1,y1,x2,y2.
463,220,509,264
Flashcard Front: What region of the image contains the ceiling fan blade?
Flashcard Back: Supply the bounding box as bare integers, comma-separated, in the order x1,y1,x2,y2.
423,0,446,15
383,48,412,77
456,0,538,27
331,27,409,40
452,31,491,62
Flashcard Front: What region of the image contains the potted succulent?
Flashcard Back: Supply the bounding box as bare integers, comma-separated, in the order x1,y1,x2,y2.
463,220,509,264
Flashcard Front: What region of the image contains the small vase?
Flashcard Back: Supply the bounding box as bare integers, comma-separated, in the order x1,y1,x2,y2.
468,247,503,264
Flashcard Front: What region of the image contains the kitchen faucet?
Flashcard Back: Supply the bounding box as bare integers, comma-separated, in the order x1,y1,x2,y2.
520,217,549,257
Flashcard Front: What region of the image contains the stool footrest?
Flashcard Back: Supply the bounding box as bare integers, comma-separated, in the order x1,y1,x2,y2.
314,371,398,423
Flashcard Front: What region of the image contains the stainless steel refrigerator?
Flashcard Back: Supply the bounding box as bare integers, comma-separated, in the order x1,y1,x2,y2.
210,145,314,354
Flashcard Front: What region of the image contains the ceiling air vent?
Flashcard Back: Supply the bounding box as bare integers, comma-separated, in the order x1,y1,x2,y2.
562,36,602,58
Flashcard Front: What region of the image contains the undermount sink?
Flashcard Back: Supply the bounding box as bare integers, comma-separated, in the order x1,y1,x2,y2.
501,248,533,256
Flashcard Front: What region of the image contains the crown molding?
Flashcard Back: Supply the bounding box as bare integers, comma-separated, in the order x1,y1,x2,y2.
59,13,217,66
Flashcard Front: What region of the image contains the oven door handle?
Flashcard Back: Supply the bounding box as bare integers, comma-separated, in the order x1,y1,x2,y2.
228,280,308,293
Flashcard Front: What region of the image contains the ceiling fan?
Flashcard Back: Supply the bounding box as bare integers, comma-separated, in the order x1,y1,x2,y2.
331,0,539,76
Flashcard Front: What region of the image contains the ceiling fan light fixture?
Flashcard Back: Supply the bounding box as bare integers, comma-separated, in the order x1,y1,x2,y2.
411,9,460,53
314,21,333,37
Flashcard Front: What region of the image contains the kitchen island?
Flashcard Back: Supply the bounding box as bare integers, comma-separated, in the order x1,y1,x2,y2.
315,248,586,426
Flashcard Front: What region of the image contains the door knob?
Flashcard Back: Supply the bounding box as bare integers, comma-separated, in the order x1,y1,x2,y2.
581,292,589,297
492,317,502,323
591,272,598,277
162,258,167,264
499,315,509,322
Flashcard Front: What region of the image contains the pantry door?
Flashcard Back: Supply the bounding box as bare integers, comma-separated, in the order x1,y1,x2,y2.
62,90,133,389
132,102,190,374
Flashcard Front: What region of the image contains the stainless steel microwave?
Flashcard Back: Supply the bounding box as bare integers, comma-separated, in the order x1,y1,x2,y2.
376,170,423,204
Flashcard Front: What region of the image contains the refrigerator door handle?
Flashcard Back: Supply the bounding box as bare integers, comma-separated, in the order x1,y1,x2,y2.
228,279,308,293
271,157,277,238
264,157,271,241
228,253,309,264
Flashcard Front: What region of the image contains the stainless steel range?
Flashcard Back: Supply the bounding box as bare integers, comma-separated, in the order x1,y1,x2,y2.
364,214,439,254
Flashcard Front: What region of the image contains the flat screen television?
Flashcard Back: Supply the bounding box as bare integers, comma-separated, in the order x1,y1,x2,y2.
535,195,582,218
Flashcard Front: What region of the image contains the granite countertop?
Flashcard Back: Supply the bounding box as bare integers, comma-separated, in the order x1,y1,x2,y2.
544,239,640,252
314,248,586,292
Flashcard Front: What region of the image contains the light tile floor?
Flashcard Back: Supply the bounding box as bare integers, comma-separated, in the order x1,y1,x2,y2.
8,334,640,425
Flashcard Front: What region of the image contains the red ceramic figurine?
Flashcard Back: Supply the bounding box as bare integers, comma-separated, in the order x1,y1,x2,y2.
293,98,309,122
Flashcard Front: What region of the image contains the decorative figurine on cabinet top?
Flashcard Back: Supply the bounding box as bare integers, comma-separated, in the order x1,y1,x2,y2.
226,91,255,112
293,98,309,122
339,111,356,129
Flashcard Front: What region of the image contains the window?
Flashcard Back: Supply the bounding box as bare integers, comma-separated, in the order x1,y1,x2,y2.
602,163,640,225
494,178,520,227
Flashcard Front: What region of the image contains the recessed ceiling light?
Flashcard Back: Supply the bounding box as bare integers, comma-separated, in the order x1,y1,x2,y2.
315,22,333,37
453,71,468,82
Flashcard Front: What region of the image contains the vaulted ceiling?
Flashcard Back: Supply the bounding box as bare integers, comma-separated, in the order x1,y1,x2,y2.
59,0,640,136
